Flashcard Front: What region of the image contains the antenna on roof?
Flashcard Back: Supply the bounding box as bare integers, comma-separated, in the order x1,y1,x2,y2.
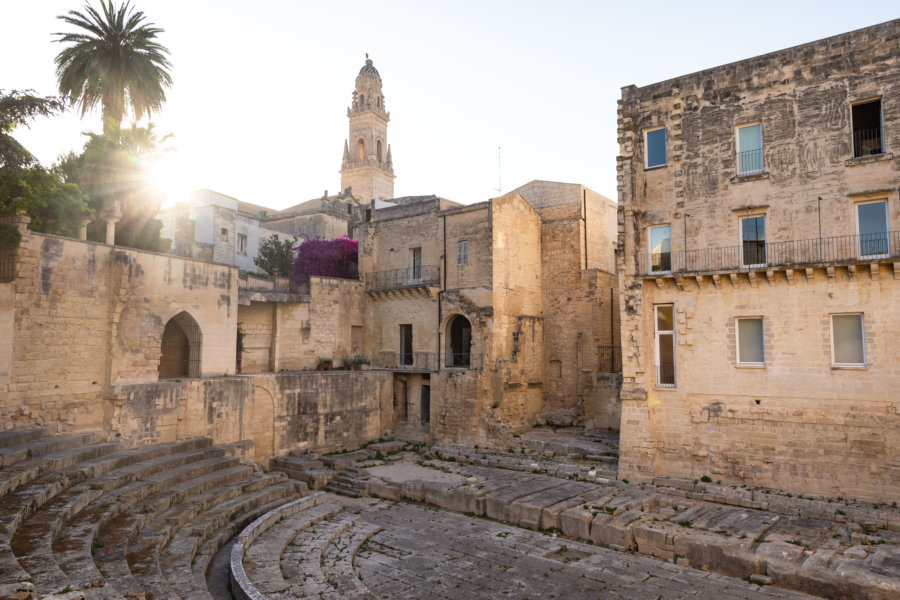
365,52,369,59
495,146,502,193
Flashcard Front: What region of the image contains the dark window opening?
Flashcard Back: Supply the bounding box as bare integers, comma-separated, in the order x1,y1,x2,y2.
852,100,883,157
400,324,413,366
446,315,472,368
421,385,430,425
159,312,202,379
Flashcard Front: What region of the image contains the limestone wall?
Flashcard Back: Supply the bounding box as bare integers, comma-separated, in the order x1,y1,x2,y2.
2,228,237,431
616,20,900,501
110,371,393,463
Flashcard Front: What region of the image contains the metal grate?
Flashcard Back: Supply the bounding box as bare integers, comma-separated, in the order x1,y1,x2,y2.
0,251,14,283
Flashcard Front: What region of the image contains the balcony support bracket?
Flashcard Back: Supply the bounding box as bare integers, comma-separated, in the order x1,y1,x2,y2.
869,263,879,281
785,269,795,286
711,274,721,289
893,263,900,280
747,271,758,288
728,273,739,288
826,266,836,282
805,268,815,283
847,265,856,282
765,270,775,285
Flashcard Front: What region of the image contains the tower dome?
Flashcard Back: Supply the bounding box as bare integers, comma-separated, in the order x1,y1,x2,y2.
357,58,381,80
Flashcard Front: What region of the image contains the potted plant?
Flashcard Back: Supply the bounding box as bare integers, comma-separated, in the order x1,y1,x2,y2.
344,353,371,371
316,357,333,371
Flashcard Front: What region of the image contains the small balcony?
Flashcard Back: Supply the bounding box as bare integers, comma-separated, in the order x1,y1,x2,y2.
736,148,764,176
375,352,437,372
638,231,900,278
364,266,440,300
853,127,884,158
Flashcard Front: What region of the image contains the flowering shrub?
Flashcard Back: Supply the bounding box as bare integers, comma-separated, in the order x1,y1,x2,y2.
291,235,358,283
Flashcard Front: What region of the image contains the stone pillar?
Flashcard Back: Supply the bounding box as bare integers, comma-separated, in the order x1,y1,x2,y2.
104,218,119,245
79,218,92,241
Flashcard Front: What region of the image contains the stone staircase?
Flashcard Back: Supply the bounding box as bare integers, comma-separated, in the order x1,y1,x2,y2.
0,428,304,600
324,467,370,498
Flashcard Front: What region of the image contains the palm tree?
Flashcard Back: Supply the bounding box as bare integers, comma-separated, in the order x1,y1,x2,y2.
54,0,172,129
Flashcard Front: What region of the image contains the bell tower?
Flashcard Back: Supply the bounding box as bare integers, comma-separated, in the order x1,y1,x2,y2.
340,56,395,201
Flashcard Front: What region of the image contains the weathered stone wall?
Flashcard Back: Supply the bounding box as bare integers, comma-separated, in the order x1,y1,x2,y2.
616,20,900,501
2,228,237,431
109,370,393,463
238,301,275,373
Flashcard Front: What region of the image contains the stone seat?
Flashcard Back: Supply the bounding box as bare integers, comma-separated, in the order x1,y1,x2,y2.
0,428,49,450
8,440,218,593
0,432,107,469
320,518,381,599
279,511,361,599
47,458,253,598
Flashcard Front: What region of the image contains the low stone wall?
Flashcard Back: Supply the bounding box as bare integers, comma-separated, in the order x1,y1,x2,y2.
109,370,393,463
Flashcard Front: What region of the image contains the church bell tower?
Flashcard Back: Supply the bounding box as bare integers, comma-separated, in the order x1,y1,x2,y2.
340,56,395,201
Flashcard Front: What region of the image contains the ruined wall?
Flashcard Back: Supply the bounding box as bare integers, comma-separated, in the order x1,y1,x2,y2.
2,227,237,431
109,370,393,463
237,301,275,373
616,20,900,501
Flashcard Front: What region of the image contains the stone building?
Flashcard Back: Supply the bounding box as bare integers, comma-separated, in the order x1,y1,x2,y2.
359,180,620,446
615,20,899,501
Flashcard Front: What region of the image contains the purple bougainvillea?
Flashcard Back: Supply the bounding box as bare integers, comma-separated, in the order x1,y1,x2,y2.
291,235,358,283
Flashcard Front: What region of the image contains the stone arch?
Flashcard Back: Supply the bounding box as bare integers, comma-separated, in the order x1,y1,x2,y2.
158,311,202,379
356,138,366,161
377,139,383,162
445,314,472,368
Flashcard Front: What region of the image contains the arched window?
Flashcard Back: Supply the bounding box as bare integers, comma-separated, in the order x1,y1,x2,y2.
356,138,365,161
377,139,383,162
359,94,365,107
445,314,472,368
159,311,202,378
376,96,381,107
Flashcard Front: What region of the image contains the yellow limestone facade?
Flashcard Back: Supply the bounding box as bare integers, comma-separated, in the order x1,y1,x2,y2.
616,20,900,502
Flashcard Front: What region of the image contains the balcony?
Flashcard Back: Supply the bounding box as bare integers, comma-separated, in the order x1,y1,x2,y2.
638,231,900,279
237,273,309,305
375,352,437,372
853,127,884,158
736,148,764,176
364,266,440,300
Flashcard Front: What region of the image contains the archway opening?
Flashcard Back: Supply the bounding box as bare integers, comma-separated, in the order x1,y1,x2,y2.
445,314,472,368
159,311,202,379
356,138,365,161
377,139,383,162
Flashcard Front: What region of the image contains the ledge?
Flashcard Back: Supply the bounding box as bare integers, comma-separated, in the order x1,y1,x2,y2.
845,152,893,167
729,172,770,184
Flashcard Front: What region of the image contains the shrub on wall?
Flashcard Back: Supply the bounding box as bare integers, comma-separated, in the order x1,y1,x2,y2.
291,235,358,283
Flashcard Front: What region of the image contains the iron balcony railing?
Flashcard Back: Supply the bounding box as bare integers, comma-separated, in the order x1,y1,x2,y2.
365,265,440,290
853,127,884,158
597,345,622,374
445,352,484,370
736,148,764,176
376,352,437,371
0,251,15,283
238,273,309,295
639,231,900,277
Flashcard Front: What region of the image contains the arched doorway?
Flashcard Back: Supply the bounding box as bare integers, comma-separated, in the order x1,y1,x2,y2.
158,311,202,379
445,314,472,368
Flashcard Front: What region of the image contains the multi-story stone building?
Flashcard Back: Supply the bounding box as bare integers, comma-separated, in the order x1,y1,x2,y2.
359,180,621,444
615,20,899,501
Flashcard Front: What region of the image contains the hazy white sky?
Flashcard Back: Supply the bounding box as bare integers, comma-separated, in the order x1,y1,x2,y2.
3,1,898,210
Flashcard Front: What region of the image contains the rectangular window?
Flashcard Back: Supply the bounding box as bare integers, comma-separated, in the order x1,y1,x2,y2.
741,215,767,267
409,247,422,281
456,240,469,266
655,305,675,387
237,233,248,255
852,99,883,157
399,324,413,366
831,314,865,367
351,325,363,353
736,123,763,175
649,225,671,273
736,317,765,365
857,201,889,258
645,128,666,169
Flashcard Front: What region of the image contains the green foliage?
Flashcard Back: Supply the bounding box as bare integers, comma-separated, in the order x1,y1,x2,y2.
0,168,90,239
346,353,371,366
54,120,169,251
254,233,298,276
0,90,66,172
54,0,172,127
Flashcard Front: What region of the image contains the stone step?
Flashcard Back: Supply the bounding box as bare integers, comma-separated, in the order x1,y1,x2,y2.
145,481,298,600
0,428,49,450
320,519,381,599
242,502,343,596
40,458,248,597
270,454,324,472
280,511,361,599
0,442,127,585
320,451,370,470
0,432,107,469
324,482,363,498
11,440,221,580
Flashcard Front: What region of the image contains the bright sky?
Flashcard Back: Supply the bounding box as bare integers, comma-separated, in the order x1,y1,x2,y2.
4,1,898,210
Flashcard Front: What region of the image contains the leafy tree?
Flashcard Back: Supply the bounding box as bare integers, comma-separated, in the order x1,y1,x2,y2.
291,236,358,283
0,90,90,248
54,120,168,251
254,233,298,276
54,0,172,129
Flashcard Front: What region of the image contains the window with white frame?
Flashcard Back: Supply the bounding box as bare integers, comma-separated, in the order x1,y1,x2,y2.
736,317,765,366
649,225,671,273
831,314,865,367
409,247,422,281
456,240,469,266
645,127,666,169
856,200,889,258
655,305,675,386
237,233,248,256
740,215,766,267
736,123,763,175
